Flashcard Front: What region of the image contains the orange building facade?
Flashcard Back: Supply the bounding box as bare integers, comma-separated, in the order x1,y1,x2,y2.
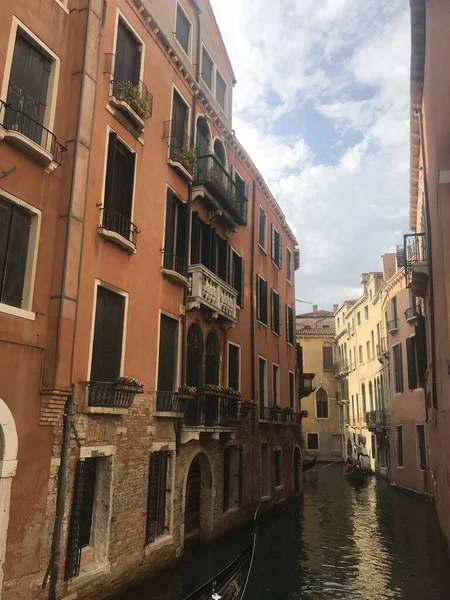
0,0,302,598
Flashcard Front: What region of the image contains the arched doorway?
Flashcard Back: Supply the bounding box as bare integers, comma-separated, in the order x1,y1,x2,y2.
213,138,226,167
293,446,302,495
205,331,220,385
196,116,210,157
184,452,213,544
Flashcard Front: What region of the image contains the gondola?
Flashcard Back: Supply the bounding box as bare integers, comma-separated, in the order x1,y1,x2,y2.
182,509,259,600
302,456,317,472
346,464,369,483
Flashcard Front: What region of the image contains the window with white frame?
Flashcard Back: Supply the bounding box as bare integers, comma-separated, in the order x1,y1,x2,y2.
286,304,294,345
322,343,333,371
215,70,226,111
392,343,403,394
271,224,282,268
258,207,267,250
201,46,213,90
396,425,404,467
176,4,191,56
286,248,292,282
145,450,173,544
272,364,280,405
316,388,329,419
357,311,361,326
228,343,240,391
364,305,369,321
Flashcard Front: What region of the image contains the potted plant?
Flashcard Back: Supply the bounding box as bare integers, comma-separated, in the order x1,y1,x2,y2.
173,146,197,174
223,387,242,399
114,376,143,409
240,399,256,417
203,384,224,396
300,409,309,418
114,80,147,119
116,376,143,391
177,385,196,400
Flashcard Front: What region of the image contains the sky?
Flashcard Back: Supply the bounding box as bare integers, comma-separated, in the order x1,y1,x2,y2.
209,0,411,311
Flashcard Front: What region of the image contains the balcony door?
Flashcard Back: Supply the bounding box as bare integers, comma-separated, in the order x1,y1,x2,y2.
157,315,178,392
115,19,140,85
5,34,50,143
205,332,220,385
196,117,210,157
171,91,188,152
186,323,203,388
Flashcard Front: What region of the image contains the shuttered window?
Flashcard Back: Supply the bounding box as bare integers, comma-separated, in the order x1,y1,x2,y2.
163,189,187,273
259,358,267,409
322,343,334,371
294,248,300,271
115,19,141,85
256,274,268,325
396,425,404,466
191,212,228,282
157,315,178,392
415,315,427,388
90,287,125,382
406,336,419,390
274,449,282,487
229,248,244,307
176,5,190,54
271,224,282,268
216,71,226,111
392,343,403,394
0,198,31,308
286,248,292,282
271,288,280,335
171,91,189,151
286,304,294,344
202,47,213,90
228,344,240,391
258,207,267,249
416,424,427,470
289,372,295,409
145,451,170,544
272,364,279,405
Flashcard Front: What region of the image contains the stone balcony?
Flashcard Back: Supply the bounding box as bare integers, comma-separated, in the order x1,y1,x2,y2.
187,264,237,328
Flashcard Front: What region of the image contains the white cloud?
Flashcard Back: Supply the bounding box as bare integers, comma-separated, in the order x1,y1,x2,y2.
210,0,410,309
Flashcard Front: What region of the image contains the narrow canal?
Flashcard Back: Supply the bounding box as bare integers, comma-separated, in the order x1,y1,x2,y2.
116,464,450,599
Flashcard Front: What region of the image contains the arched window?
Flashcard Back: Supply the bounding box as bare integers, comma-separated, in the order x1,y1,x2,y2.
316,387,329,419
361,383,367,418
369,381,374,411
196,116,210,157
374,379,378,412
213,138,226,167
322,342,333,371
186,323,203,388
205,332,220,385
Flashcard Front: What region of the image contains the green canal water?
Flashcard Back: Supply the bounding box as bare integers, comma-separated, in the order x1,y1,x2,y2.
116,464,450,599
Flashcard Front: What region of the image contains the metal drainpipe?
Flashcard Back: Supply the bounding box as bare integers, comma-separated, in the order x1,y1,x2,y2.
249,178,256,506
416,109,438,411
46,0,102,596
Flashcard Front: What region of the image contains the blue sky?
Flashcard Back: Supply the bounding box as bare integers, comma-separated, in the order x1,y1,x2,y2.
210,0,411,310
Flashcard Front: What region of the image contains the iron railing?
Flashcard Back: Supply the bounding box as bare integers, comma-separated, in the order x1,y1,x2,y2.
194,154,248,225
154,391,187,413
100,207,139,247
291,413,303,424
162,120,195,174
404,233,428,287
272,409,287,424
184,391,240,427
162,251,188,278
299,373,315,398
0,99,66,164
366,409,389,430
260,406,273,421
376,337,388,358
405,306,418,321
396,244,405,268
333,360,349,377
387,318,399,333
104,54,153,120
85,380,143,409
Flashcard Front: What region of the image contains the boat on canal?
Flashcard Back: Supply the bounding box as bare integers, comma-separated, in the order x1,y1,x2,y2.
302,455,317,472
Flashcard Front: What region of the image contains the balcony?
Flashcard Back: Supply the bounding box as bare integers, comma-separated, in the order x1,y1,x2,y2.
0,99,66,172
376,337,389,362
299,373,315,399
184,391,240,428
104,54,153,131
187,264,237,328
387,318,399,334
162,120,195,181
161,251,188,285
153,391,187,417
336,380,349,402
193,154,248,227
405,306,418,323
333,360,349,377
99,207,139,253
84,380,143,413
366,409,390,432
404,233,429,297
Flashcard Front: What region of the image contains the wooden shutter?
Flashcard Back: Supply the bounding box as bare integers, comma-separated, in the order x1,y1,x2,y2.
230,165,235,181
289,372,294,409
146,452,160,544
104,132,118,211
256,275,261,321
406,337,417,390
172,92,187,149
164,189,175,258
238,446,243,505
157,315,177,391
261,278,268,325
90,287,125,382
1,205,31,308
210,227,217,274
228,246,235,286
294,248,300,270
259,358,266,408
278,232,282,268
115,20,140,84
176,200,187,261
415,315,427,387
201,221,212,270
296,343,303,374
239,258,245,308
243,181,249,199
233,254,243,307
271,224,275,261
322,344,333,370
270,288,274,331
394,345,403,394
190,211,200,264
274,292,280,334
223,447,230,512
290,307,295,344
0,200,12,289
217,237,227,281
259,208,265,247
287,249,292,280
228,345,239,390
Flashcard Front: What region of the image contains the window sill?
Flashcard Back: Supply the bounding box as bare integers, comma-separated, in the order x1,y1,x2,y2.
258,243,267,255
98,227,136,254
223,507,240,517
153,410,185,419
109,96,145,132
68,561,110,588
0,126,59,173
396,466,404,470
161,268,188,286
271,260,281,270
144,534,173,555
0,302,36,321
260,494,271,503
256,319,268,328
53,0,69,13
388,328,399,334
167,158,194,182
406,315,418,324
84,406,128,416
271,330,280,338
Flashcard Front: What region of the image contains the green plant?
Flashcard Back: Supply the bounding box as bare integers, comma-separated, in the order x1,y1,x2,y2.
203,384,241,398
178,385,196,396
117,376,141,387
283,406,294,412
114,80,147,119
173,146,197,174
206,168,238,208
300,409,309,418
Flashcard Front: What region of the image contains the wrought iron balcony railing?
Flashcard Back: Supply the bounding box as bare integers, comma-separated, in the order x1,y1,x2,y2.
260,406,273,422
194,154,248,226
291,413,303,424
85,380,143,409
299,373,315,398
184,391,240,427
366,409,389,430
405,306,418,322
0,99,66,165
154,391,187,414
187,263,237,324
162,120,195,177
162,251,188,279
333,360,349,377
387,318,399,333
404,232,428,289
100,207,139,248
272,408,287,424
104,53,153,121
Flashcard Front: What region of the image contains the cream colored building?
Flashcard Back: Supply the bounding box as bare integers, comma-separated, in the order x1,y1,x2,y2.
297,306,342,461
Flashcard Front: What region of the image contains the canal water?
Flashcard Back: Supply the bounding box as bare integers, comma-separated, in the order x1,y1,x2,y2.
116,464,450,599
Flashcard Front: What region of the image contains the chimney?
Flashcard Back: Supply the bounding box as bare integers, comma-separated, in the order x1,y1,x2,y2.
333,304,338,313
382,253,397,281
313,305,318,315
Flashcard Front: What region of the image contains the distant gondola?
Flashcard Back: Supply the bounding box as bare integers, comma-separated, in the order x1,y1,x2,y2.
181,510,259,600
303,456,317,471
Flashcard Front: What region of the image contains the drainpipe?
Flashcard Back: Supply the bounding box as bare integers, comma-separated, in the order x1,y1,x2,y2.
416,109,438,411
250,179,256,404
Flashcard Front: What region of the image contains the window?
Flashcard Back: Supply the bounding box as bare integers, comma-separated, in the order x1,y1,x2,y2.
191,213,227,281
289,372,295,409
396,425,404,467
5,33,51,145
351,395,355,424
274,449,282,487
223,446,242,511
146,451,172,544
228,343,240,391
286,248,292,282
391,296,398,321
258,207,267,249
406,336,420,390
259,357,267,410
393,343,403,393
114,19,141,88
176,4,191,55
316,388,328,419
307,433,319,450
271,225,282,268
171,90,189,155
205,332,220,386
286,304,295,345
201,46,213,90
157,314,178,392
366,341,371,362
371,434,376,459
103,132,136,243
364,306,369,321
322,343,333,371
371,331,375,359
271,288,280,335
163,190,187,275
90,286,125,382
416,424,427,471
331,435,342,454
357,312,361,326
232,168,249,204
359,345,363,364
272,364,280,405
361,384,366,416
229,248,244,307
369,289,373,301
356,392,360,423
0,197,34,309
215,71,226,111
337,317,340,328
256,275,268,325
261,444,270,497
